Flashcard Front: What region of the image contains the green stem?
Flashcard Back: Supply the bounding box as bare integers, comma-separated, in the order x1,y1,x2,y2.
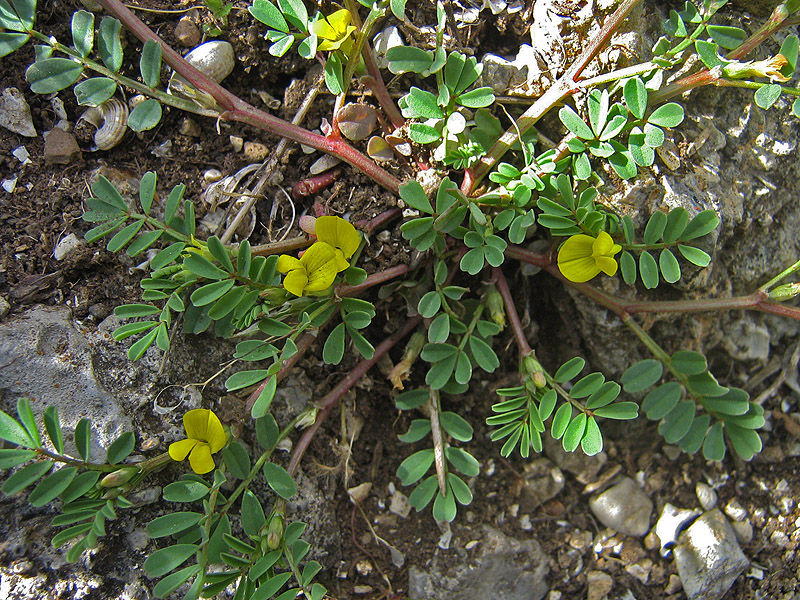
33,447,119,471
758,258,800,292
717,78,800,97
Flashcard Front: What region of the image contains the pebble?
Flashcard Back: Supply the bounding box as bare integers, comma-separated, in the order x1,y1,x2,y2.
54,233,83,261
44,128,82,165
353,585,373,595
588,477,653,537
662,445,681,461
724,499,747,522
179,118,202,137
519,458,565,510
126,528,148,551
174,17,201,47
586,570,613,600
673,509,749,600
770,530,790,548
0,87,37,137
625,558,653,584
518,514,532,531
730,520,754,544
229,135,244,152
389,490,411,518
654,504,701,557
0,296,10,318
243,141,269,162
665,574,683,594
696,483,718,510
13,145,32,165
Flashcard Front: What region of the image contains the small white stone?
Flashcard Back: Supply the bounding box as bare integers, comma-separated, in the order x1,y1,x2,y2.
389,490,411,518
724,499,747,522
696,482,718,510
12,145,31,165
54,233,83,261
0,88,37,137
2,177,17,193
730,520,753,544
229,135,244,152
309,154,341,175
770,530,790,547
519,514,533,531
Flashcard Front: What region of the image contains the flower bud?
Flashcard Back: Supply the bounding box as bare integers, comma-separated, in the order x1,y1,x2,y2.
485,285,506,329
768,282,800,302
296,405,319,429
524,353,547,388
100,466,139,488
722,54,790,83
266,515,284,549
260,286,290,304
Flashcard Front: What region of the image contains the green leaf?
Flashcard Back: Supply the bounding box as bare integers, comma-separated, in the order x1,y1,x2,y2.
144,544,198,578
468,336,499,373
249,0,288,32
644,211,667,244
648,103,684,128
28,467,77,507
183,254,229,280
559,105,594,139
263,462,296,499
702,387,750,415
663,207,689,243
398,419,432,444
222,441,251,479
695,39,725,69
51,523,92,549
153,565,200,599
678,244,711,267
387,46,433,74
43,406,63,453
106,220,143,253
702,422,725,461
0,407,33,448
395,389,429,410
664,9,687,37
390,0,406,20
679,414,711,454
593,402,639,420
671,350,707,375
106,431,135,464
428,313,450,343
399,180,433,214
2,460,52,495
164,183,186,225
620,251,637,285
409,123,442,144
225,369,269,391
255,414,279,450
74,77,116,106
397,449,434,486
570,372,605,399
581,417,603,455
433,488,457,522
163,480,209,503
147,512,202,538
659,248,681,283
74,418,91,461
404,87,444,119
621,359,663,393
322,322,346,365
658,400,695,443
681,209,718,240
586,381,621,409
70,11,93,57
139,39,161,88
114,303,160,318
639,250,659,289
587,89,609,137
190,280,235,307
457,87,495,108
97,16,123,72
624,77,648,119
113,321,158,340
26,57,83,94
780,34,799,76
642,382,682,420
555,356,584,383
608,145,638,180
551,404,572,439
128,98,162,132
418,291,442,318
562,413,587,452
754,84,782,110
448,473,473,506
445,447,479,477
0,448,36,469
128,328,158,360
346,326,374,360
60,470,100,504
538,389,557,421
126,230,163,257
454,351,472,384
240,490,266,536
0,31,30,58
440,411,472,442
706,24,746,50
151,242,185,270
726,423,761,460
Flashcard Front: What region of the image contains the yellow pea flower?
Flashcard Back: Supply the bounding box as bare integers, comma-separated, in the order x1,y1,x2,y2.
722,53,791,83
169,409,227,474
557,231,622,283
311,9,356,53
314,215,360,272
277,241,339,297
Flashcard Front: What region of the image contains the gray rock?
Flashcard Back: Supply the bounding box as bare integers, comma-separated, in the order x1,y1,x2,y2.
0,306,131,459
0,296,10,318
589,477,653,537
696,483,718,511
673,509,749,600
586,570,613,600
408,525,549,600
518,457,565,511
53,233,84,261
654,503,702,557
0,87,36,137
389,489,411,518
543,433,607,479
730,520,753,545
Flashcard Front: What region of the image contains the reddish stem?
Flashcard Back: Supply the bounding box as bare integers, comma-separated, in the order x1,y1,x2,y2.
287,316,422,475
491,267,531,355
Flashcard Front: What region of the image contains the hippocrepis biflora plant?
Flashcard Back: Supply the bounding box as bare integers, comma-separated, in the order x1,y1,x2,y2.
2,0,800,597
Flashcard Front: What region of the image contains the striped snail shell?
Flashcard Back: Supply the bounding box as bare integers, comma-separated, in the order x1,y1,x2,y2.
78,98,129,151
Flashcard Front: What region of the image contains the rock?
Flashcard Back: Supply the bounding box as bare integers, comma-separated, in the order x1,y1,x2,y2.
243,141,269,162
586,570,613,600
174,17,201,47
589,477,653,537
389,489,411,518
770,530,790,548
654,503,702,557
44,128,82,165
407,525,549,600
543,433,607,480
673,509,749,600
0,306,132,459
625,558,653,584
721,319,771,362
0,296,10,318
696,483,718,510
518,457,564,511
0,88,37,137
53,233,84,261
665,574,683,594
724,499,748,522
730,520,754,544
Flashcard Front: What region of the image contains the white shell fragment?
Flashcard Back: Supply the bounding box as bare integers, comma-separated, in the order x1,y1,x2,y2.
79,98,129,151
168,40,236,95
0,88,37,137
309,154,342,175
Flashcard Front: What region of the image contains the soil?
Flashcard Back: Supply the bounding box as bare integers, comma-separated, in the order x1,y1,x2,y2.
1,2,799,600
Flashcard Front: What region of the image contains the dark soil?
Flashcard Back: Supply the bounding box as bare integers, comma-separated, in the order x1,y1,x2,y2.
1,1,799,600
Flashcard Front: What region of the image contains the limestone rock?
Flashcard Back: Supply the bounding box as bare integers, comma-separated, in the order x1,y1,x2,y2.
589,477,653,537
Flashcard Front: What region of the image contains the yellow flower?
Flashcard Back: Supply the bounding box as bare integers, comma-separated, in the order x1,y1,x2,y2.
722,54,791,83
311,9,356,53
314,215,360,272
169,409,227,474
277,241,339,297
557,231,622,283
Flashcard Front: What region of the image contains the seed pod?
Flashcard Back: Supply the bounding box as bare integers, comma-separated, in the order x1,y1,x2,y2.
168,40,236,95
336,103,377,141
78,98,129,150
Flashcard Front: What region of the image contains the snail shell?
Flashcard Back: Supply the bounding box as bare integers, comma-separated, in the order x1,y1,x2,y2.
78,98,129,151
168,40,236,94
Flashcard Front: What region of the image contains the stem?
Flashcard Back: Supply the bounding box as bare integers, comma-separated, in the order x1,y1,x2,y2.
287,316,422,475
428,389,448,496
95,0,402,196
462,0,642,194
491,267,531,355
336,264,410,296
758,258,800,292
250,235,311,257
33,448,119,471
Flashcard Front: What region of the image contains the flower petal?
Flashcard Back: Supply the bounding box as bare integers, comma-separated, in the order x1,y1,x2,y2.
559,256,601,283
277,255,302,274
315,216,360,260
188,442,215,474
183,408,211,440
169,438,199,462
332,249,350,273
283,269,309,297
592,231,615,256
558,235,596,263
204,412,227,452
595,256,619,277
